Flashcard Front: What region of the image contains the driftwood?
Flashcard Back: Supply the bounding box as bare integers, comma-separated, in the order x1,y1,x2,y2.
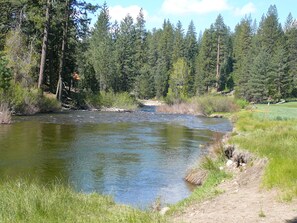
185,169,208,185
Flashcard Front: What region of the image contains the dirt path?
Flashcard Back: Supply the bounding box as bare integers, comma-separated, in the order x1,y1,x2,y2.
172,159,297,223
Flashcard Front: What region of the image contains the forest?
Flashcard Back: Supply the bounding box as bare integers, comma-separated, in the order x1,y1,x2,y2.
0,1,297,114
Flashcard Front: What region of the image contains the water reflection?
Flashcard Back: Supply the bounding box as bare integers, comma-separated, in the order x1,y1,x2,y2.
0,110,232,208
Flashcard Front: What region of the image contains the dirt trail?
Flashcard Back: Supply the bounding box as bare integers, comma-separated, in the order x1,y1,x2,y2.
172,159,297,223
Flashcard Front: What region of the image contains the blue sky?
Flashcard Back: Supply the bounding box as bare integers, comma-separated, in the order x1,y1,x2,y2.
86,0,297,33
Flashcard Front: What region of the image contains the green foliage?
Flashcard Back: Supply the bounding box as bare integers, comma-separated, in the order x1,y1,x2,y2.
84,92,139,110
103,92,138,110
4,28,37,86
190,95,239,115
0,55,12,92
0,84,60,115
134,64,155,99
0,180,164,223
235,98,249,109
168,58,189,99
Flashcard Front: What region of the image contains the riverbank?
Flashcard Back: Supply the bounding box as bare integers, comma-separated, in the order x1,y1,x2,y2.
170,102,297,222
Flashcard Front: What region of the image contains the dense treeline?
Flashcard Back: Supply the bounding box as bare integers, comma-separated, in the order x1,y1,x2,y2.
87,4,297,103
1,1,297,109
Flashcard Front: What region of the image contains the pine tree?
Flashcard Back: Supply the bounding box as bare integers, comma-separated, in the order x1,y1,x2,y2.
155,20,174,97
213,14,232,91
195,27,216,94
233,17,253,99
285,13,297,96
270,43,290,99
172,21,185,63
114,14,136,92
184,20,198,96
89,3,113,92
248,50,271,102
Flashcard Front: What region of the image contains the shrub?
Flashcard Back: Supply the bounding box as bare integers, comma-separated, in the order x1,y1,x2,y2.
81,91,139,111
9,84,40,114
235,98,249,109
100,92,138,110
0,84,61,115
190,95,239,115
84,93,101,109
38,96,61,113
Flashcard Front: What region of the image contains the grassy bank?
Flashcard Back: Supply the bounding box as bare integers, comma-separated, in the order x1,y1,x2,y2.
230,103,297,201
0,180,164,223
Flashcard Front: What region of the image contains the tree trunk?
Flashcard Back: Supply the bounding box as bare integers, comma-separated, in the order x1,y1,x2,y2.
56,0,69,101
216,35,220,91
38,0,51,90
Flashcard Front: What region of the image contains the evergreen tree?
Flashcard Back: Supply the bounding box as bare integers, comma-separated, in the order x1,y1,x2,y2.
285,14,297,96
89,3,113,92
195,27,216,94
172,21,185,63
213,14,232,91
184,20,198,96
114,14,136,92
155,20,174,97
233,17,253,98
248,50,271,102
257,5,283,54
270,43,290,99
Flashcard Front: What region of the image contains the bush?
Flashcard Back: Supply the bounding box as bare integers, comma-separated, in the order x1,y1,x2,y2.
235,98,249,109
38,96,61,113
0,84,61,115
100,92,138,110
190,95,239,115
81,91,139,111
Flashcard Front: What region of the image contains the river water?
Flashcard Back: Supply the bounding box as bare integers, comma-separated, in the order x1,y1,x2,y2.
0,106,232,208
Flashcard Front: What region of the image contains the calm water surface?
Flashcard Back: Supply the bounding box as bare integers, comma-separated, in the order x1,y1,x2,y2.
0,106,232,208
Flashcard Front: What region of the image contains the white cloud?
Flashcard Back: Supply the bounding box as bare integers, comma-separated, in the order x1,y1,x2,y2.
109,5,148,22
234,2,256,16
161,0,230,15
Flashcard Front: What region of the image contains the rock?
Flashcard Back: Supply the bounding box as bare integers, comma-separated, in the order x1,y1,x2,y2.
160,207,170,215
224,144,235,159
226,159,233,167
209,114,223,118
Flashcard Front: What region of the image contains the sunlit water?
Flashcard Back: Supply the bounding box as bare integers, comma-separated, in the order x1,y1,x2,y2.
0,106,232,208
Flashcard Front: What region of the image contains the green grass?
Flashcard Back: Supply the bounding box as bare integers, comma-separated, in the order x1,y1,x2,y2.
231,103,297,200
0,180,165,223
254,103,297,120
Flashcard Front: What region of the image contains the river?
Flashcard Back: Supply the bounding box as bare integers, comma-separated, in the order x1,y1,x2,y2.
0,106,232,208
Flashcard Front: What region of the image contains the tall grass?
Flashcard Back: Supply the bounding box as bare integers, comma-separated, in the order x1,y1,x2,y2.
158,95,239,116
0,180,165,223
231,106,297,200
